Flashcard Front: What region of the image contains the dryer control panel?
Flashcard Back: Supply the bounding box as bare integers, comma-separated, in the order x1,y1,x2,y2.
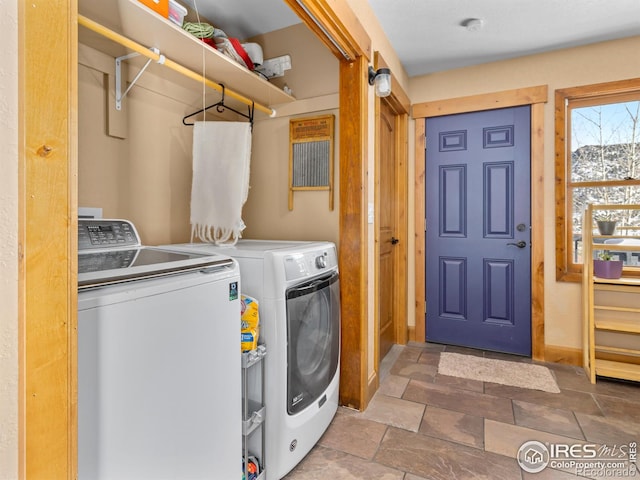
283,246,338,281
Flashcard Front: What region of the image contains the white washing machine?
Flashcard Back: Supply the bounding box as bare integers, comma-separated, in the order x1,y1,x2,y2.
78,219,242,479
162,240,340,480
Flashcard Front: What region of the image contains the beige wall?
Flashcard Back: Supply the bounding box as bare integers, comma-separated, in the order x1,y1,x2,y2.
244,103,340,245
251,23,339,101
345,0,409,91
0,1,18,478
78,23,341,247
408,35,640,350
243,24,340,244
78,44,218,245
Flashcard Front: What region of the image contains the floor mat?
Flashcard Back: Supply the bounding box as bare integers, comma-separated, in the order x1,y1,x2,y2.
438,352,560,393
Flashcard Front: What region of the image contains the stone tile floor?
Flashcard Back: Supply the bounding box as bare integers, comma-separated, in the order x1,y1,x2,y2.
283,342,640,480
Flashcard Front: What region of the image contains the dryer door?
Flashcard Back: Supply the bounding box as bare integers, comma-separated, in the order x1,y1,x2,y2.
286,272,340,415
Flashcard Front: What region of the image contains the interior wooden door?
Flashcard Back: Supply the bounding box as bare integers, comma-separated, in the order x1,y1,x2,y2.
379,98,397,360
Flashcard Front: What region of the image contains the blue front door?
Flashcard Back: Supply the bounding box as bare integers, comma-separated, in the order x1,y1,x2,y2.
425,106,531,356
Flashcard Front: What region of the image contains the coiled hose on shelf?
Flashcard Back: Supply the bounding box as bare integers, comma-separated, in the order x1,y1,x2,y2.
183,22,215,39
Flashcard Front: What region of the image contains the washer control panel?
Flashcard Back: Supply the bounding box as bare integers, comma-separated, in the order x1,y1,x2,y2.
78,219,140,251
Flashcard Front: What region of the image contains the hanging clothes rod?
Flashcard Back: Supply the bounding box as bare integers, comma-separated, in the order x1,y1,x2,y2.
77,14,276,117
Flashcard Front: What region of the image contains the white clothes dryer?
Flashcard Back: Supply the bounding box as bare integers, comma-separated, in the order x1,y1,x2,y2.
162,240,340,480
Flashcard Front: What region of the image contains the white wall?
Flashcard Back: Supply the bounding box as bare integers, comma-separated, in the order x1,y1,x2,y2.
0,1,19,478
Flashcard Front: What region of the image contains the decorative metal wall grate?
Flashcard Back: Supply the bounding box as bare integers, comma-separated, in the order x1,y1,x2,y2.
292,141,330,187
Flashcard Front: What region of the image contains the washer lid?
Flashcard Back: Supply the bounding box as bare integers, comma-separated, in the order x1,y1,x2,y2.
160,239,317,257
78,247,234,290
77,219,234,289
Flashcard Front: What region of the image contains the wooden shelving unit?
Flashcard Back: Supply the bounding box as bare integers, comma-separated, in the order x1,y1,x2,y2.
78,0,295,113
582,204,640,384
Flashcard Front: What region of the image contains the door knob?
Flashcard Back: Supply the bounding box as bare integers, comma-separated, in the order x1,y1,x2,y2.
507,240,527,249
391,237,399,245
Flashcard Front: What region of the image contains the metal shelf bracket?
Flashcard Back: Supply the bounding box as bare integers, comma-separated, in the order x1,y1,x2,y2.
115,47,166,110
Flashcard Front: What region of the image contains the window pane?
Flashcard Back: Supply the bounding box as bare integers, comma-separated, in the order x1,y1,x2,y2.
571,185,640,263
570,101,640,183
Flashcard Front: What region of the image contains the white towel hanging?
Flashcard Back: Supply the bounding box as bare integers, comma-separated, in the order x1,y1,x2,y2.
190,121,252,245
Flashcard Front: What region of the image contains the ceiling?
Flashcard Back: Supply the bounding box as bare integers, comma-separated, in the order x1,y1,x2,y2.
181,0,640,77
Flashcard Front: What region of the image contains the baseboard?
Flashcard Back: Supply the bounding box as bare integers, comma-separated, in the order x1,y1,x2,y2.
408,325,416,342
544,344,582,366
364,370,378,411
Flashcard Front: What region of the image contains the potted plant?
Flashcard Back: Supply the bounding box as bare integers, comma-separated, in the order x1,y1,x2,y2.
593,251,624,279
595,214,618,235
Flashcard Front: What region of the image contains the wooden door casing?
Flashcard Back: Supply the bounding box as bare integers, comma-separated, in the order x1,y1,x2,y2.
413,86,548,361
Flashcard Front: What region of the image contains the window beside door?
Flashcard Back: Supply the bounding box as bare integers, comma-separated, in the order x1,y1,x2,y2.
555,79,640,281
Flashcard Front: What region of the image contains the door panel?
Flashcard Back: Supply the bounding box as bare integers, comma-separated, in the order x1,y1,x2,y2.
439,257,466,318
425,106,531,355
484,162,512,237
484,259,514,324
440,165,466,236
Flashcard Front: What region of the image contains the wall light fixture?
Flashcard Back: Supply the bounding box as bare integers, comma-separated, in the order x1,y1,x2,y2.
368,66,391,98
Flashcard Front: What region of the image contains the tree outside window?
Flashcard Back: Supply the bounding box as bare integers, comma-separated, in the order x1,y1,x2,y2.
555,79,640,281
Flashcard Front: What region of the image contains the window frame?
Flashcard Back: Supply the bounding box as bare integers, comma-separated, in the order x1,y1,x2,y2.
555,78,640,282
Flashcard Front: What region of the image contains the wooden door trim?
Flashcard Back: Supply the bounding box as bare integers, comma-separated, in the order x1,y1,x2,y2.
287,0,374,412
282,0,372,61
338,55,369,410
413,86,547,360
372,91,381,403
394,110,409,348
19,0,78,477
412,86,548,118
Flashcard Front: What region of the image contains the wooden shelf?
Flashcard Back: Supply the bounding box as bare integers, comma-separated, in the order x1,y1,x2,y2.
595,344,640,356
595,359,640,382
78,0,295,110
593,243,640,251
594,318,640,334
594,276,640,287
594,305,640,313
582,204,640,384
